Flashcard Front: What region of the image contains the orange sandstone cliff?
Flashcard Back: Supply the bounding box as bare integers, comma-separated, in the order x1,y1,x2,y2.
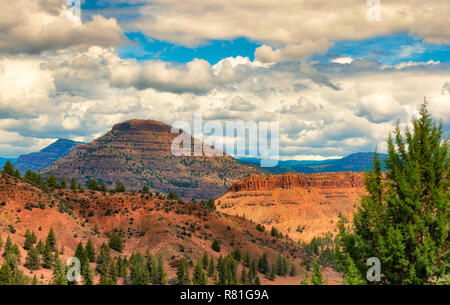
218,172,366,242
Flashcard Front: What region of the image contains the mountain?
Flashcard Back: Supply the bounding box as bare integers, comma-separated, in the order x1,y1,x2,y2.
238,152,388,174
0,157,17,167
0,172,341,284
14,139,84,173
217,172,366,242
41,120,262,200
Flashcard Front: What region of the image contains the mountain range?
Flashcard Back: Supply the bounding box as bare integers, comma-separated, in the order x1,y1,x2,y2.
14,138,84,173
238,152,388,174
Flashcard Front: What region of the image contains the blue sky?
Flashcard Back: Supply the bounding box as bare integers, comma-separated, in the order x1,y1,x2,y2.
0,0,448,159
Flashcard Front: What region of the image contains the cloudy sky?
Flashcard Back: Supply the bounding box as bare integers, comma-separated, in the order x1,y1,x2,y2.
0,0,449,160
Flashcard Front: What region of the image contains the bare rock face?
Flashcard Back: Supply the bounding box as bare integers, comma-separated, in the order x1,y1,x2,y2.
218,172,366,242
41,120,261,200
228,172,365,191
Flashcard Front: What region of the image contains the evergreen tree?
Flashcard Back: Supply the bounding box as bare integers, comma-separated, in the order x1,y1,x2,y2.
232,248,241,262
46,227,57,252
109,232,123,252
258,253,269,274
211,239,221,252
254,275,261,285
3,160,14,176
85,239,96,262
155,254,167,285
240,267,247,284
335,101,449,285
81,262,94,285
97,243,110,273
74,242,88,270
70,178,77,191
60,176,68,189
14,169,21,179
311,261,325,285
24,229,37,250
0,262,12,285
52,256,68,285
202,252,209,270
32,274,38,285
207,257,215,277
25,247,40,271
192,259,207,285
100,183,108,193
289,264,298,277
42,242,53,269
46,175,58,188
176,258,190,285
3,236,12,255
115,182,126,193
36,240,44,255
87,179,99,191
130,252,150,285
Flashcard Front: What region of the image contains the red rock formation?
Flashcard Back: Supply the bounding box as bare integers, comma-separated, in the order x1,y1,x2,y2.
218,171,367,242
41,119,261,200
228,172,365,192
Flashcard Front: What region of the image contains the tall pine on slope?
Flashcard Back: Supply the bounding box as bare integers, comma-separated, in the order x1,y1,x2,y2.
335,101,449,284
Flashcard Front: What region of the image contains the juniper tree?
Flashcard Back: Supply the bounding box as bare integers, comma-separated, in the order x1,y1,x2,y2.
207,256,215,277
70,178,77,191
3,160,14,176
192,260,207,285
335,101,449,285
25,247,40,271
202,252,209,270
311,261,326,285
85,239,96,262
176,258,190,285
24,229,37,250
60,176,68,189
46,228,57,251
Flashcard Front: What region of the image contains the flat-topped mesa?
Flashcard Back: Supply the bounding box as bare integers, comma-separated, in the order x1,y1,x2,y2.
112,119,174,133
228,172,365,192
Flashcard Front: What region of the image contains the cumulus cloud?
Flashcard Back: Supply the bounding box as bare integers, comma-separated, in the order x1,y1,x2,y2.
255,40,331,63
357,94,406,123
132,0,450,50
0,0,124,54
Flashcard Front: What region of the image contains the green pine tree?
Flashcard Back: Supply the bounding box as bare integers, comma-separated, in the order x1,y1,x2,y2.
85,239,96,262
192,259,207,285
3,160,14,176
176,258,190,285
311,261,326,285
335,101,449,285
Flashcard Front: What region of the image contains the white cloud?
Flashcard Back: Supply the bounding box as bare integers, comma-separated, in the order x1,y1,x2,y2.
132,0,450,52
0,0,124,54
332,57,354,64
254,40,331,63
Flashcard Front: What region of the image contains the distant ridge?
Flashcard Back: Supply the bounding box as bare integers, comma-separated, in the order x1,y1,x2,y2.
14,138,84,172
238,152,388,174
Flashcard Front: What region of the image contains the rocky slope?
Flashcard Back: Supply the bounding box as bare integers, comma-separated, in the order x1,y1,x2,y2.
15,139,84,173
217,172,366,242
0,173,340,284
41,120,261,200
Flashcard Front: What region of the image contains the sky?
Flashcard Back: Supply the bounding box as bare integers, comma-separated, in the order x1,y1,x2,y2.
0,0,449,160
